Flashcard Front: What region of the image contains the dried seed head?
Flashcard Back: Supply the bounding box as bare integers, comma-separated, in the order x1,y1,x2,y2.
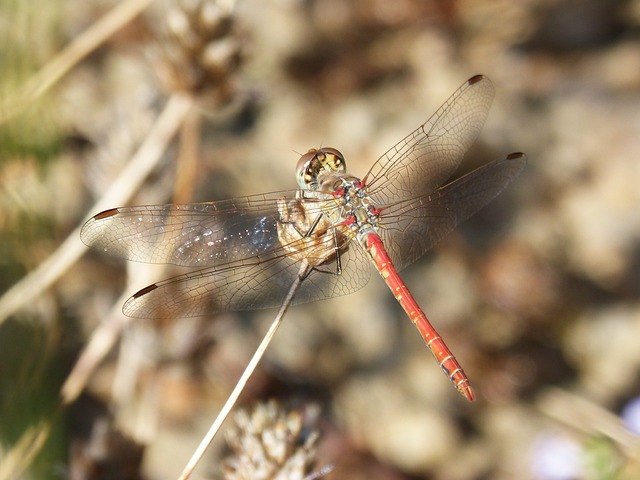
222,400,322,480
151,0,243,99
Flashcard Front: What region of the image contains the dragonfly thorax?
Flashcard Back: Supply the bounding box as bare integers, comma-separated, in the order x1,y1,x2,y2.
321,175,382,241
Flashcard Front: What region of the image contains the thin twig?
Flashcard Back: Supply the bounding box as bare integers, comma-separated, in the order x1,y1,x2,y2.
0,0,154,125
0,93,194,326
177,263,311,480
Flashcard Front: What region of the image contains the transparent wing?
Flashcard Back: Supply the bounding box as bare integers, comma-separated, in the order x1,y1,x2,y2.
81,190,326,267
80,75,518,319
122,237,371,319
80,190,372,318
365,75,495,205
377,153,526,271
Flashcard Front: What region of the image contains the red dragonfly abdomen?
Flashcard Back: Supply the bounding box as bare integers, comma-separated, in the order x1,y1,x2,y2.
363,232,475,402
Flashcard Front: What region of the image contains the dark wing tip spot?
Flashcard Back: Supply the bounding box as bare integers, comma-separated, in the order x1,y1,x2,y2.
132,284,158,298
94,208,121,220
468,74,485,85
506,152,526,160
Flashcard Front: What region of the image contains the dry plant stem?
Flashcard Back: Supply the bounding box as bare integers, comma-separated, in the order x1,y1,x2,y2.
0,93,195,326
0,421,52,480
112,317,150,407
4,94,193,480
173,102,202,204
538,388,640,460
118,345,162,444
178,263,312,480
2,89,194,480
0,0,154,125
61,291,131,404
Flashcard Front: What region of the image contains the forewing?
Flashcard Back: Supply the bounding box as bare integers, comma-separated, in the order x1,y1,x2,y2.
365,75,495,205
82,189,374,318
377,153,526,271
81,191,318,267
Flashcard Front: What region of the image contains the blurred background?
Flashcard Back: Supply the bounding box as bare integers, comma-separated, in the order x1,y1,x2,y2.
1,0,640,478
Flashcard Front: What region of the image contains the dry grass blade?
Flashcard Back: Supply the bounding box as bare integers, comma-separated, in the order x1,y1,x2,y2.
0,93,194,325
0,0,153,126
60,290,132,404
0,421,52,480
0,93,193,480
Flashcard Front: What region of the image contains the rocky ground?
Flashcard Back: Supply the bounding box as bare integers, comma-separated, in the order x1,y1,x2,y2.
1,0,640,479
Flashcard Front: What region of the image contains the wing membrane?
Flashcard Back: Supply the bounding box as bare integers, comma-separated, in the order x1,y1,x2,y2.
377,153,526,270
122,236,371,318
366,75,495,205
81,190,331,267
81,190,373,318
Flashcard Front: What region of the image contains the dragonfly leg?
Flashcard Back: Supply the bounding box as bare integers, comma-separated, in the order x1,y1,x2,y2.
306,215,346,275
291,212,345,275
278,210,324,238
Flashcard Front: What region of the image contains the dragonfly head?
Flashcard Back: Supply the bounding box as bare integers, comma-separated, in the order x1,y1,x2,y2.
296,147,346,190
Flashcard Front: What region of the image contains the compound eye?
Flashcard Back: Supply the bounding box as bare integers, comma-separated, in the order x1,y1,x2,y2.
316,147,346,179
319,147,345,164
295,147,347,190
295,149,319,189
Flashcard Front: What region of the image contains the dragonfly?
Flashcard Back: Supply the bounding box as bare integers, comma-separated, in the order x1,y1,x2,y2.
81,75,526,401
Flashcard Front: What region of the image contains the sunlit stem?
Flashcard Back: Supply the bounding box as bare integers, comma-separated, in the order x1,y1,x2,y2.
177,262,311,480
